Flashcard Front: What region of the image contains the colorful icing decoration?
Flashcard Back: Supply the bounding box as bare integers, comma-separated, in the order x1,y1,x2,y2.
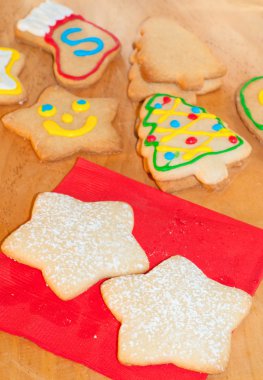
72,99,90,112
162,96,171,105
38,104,57,117
188,113,198,120
61,28,104,57
38,99,97,137
16,1,121,82
147,135,156,142
239,76,263,130
212,123,223,132
191,106,201,114
142,94,244,171
45,14,120,81
0,48,23,95
229,136,238,144
258,89,263,105
43,116,97,137
62,113,73,123
185,136,197,145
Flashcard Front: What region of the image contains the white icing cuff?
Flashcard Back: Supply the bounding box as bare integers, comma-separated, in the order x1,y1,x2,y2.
17,0,73,37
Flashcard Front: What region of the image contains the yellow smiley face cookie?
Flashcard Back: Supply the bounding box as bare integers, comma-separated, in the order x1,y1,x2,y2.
2,86,122,161
37,99,97,137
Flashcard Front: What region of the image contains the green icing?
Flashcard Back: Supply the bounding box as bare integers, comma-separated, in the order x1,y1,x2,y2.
143,93,244,172
239,76,263,131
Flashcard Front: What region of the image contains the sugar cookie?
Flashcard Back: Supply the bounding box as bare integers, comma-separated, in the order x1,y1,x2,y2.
236,76,263,143
16,0,121,88
137,94,251,191
1,192,149,300
0,47,26,104
101,256,252,373
135,17,226,90
2,85,121,161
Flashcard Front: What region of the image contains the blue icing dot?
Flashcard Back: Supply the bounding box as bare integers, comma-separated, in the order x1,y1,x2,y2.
191,106,201,114
42,104,53,112
77,99,86,105
170,120,180,128
212,123,224,131
154,103,162,109
164,152,175,160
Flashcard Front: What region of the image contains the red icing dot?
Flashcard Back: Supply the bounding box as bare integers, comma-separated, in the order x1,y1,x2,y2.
162,96,171,104
229,135,238,144
186,136,197,144
147,135,156,142
188,113,198,120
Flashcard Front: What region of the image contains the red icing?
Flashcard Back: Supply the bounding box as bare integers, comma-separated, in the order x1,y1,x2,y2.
229,136,238,144
44,14,121,81
188,113,198,120
186,137,198,145
147,135,156,142
162,96,171,105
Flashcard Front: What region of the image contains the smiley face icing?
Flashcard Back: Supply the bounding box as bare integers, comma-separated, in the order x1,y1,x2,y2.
0,47,26,105
16,0,121,89
236,77,263,144
2,86,122,161
138,94,251,192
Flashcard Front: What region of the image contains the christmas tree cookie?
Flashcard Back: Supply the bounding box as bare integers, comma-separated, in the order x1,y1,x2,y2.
236,76,263,143
137,94,251,192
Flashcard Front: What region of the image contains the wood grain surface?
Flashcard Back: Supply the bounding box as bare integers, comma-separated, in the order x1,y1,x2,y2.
0,0,262,379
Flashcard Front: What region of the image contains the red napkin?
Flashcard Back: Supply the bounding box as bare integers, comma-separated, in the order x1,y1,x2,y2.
0,158,262,380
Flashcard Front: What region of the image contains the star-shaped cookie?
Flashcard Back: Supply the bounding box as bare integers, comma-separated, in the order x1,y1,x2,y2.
101,256,252,374
1,192,149,300
2,86,122,161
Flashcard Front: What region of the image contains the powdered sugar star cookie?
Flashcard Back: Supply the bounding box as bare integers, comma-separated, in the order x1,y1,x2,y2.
1,193,149,300
2,85,121,161
0,47,26,104
101,256,252,374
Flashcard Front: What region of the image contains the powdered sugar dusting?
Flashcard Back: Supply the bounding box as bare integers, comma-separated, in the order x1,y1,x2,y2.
2,193,149,300
101,256,252,373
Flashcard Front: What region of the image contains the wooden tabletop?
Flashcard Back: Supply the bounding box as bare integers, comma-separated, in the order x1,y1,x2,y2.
0,0,262,379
